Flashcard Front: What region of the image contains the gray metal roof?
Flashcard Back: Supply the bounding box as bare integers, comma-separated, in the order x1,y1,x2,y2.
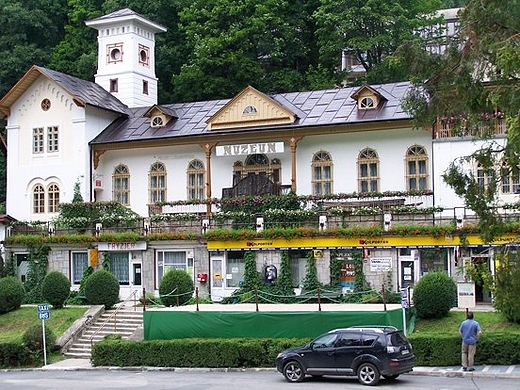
38,67,130,115
90,82,412,145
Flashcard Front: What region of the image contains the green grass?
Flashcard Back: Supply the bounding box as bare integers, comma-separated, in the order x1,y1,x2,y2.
414,310,520,335
0,306,88,343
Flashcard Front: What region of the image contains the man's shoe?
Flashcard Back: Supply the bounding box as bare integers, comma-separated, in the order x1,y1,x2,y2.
468,367,475,371
462,367,468,371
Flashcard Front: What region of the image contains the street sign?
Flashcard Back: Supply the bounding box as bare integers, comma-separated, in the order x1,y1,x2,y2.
38,311,50,320
37,304,50,320
400,288,409,308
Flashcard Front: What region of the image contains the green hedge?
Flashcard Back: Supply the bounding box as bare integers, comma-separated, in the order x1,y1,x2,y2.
92,337,311,367
92,333,520,368
0,343,34,368
409,332,520,366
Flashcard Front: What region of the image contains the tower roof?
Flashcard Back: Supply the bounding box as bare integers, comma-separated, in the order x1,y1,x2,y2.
85,8,167,33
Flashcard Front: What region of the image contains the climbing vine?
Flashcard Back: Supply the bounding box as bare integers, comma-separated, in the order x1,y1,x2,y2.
24,245,50,303
301,251,320,293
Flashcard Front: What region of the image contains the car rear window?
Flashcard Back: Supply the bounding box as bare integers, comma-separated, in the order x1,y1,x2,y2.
387,331,409,346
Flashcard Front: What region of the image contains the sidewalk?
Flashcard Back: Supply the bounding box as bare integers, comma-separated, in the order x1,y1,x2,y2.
36,358,520,379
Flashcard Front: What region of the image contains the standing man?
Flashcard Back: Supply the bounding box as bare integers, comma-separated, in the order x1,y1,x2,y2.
459,311,482,371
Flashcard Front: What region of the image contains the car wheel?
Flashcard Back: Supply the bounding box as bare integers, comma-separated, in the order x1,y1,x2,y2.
357,362,380,386
383,374,399,381
283,360,305,382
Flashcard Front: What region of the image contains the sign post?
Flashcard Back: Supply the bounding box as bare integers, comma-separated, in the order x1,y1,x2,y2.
400,288,409,336
37,304,50,366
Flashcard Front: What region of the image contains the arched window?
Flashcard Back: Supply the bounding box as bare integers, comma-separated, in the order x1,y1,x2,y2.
149,162,166,203
187,159,205,200
33,185,45,214
501,160,520,194
47,183,60,213
113,164,130,205
476,163,495,189
406,145,429,191
312,151,333,195
358,148,379,192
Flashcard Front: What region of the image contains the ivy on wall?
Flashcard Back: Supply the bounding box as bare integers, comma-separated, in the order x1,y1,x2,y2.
24,245,50,303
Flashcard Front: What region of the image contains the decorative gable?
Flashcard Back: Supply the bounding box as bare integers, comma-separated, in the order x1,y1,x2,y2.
206,86,297,130
351,85,387,110
144,105,177,128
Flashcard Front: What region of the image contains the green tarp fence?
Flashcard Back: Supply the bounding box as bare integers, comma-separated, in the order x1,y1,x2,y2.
144,308,408,340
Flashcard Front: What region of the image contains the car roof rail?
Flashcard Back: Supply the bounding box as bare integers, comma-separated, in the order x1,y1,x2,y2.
347,325,399,332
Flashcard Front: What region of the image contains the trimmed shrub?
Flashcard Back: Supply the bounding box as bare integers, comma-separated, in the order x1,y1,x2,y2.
412,270,456,319
159,269,194,306
0,343,34,368
84,270,120,309
0,276,25,314
41,271,71,309
22,324,56,354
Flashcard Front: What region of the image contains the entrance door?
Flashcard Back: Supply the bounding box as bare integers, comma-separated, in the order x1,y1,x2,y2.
400,261,414,289
133,263,142,286
211,255,224,301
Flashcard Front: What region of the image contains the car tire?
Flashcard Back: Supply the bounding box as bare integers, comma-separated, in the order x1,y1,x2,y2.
283,361,305,382
357,362,380,386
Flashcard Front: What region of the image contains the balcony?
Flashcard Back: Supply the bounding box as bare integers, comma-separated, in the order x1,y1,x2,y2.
434,116,506,139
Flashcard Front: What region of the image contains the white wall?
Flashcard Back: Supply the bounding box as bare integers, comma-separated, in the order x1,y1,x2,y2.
6,76,118,221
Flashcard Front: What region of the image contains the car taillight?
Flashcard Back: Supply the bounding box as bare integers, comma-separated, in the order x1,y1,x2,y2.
387,346,399,353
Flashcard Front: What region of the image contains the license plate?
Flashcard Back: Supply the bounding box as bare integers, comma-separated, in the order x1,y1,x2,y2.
401,349,409,355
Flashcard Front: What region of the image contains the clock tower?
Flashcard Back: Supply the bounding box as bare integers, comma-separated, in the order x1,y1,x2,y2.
86,8,167,108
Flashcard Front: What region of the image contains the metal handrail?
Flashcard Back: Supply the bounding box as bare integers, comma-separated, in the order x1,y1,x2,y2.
89,289,140,347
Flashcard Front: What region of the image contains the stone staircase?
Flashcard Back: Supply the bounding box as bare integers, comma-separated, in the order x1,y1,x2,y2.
62,305,143,359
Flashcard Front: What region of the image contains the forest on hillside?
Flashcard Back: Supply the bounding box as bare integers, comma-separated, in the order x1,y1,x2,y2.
0,0,465,206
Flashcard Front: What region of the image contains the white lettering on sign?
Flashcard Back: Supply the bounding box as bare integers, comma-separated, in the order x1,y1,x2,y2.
216,142,284,156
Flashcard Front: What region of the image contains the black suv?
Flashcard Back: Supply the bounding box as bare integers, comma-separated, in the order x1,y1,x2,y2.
275,326,415,386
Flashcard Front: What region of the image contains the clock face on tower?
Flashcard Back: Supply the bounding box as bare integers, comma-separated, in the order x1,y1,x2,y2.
107,43,124,63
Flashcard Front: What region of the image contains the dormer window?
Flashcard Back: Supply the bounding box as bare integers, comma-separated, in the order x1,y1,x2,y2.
351,85,385,111
151,116,164,127
243,105,258,114
360,97,375,109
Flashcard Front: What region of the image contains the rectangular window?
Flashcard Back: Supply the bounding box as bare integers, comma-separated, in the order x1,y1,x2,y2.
188,172,204,200
33,186,45,213
71,252,89,285
109,252,130,285
157,250,192,284
290,254,306,288
501,166,520,194
47,126,59,152
33,127,44,153
143,80,149,95
226,252,245,288
114,177,129,205
110,79,118,92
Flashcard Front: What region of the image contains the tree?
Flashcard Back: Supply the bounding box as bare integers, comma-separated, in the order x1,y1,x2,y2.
48,0,101,81
72,181,84,203
172,0,332,101
240,251,262,291
276,251,295,300
0,0,68,96
158,269,194,306
313,0,443,83
412,270,456,319
399,0,520,241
